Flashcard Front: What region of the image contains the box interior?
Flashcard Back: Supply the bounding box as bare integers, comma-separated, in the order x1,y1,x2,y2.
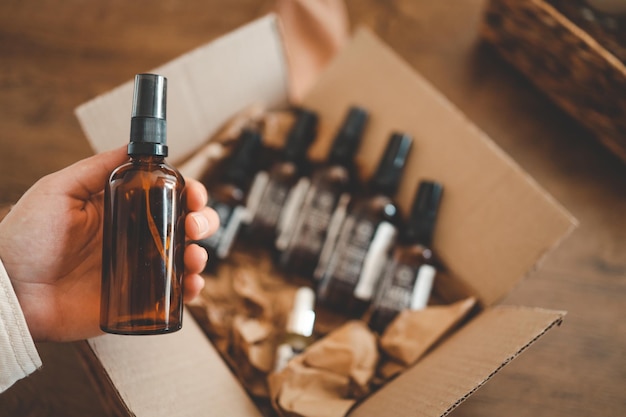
75,14,576,417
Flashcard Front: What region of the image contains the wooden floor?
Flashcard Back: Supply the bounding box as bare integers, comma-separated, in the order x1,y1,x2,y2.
1,1,625,416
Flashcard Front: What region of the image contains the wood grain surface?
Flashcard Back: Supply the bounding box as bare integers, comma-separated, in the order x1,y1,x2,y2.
1,1,625,416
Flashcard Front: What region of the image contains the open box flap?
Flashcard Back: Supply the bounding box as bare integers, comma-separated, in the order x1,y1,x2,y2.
349,306,565,417
75,14,289,165
77,309,261,417
302,28,577,306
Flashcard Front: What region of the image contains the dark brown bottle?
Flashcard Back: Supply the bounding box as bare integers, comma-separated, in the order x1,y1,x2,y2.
195,129,262,269
245,109,318,246
368,181,443,334
316,133,413,317
100,74,186,335
278,106,369,277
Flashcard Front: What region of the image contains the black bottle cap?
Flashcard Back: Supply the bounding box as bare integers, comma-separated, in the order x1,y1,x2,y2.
405,181,443,246
128,74,168,157
284,108,318,163
223,129,263,188
328,106,369,166
370,132,413,196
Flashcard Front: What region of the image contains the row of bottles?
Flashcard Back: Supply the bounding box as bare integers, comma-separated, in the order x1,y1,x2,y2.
196,105,444,335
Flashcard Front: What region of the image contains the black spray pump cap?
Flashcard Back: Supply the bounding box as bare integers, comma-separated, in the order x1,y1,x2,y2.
223,129,263,188
328,106,369,166
284,109,318,162
370,132,413,196
128,73,168,157
405,181,443,246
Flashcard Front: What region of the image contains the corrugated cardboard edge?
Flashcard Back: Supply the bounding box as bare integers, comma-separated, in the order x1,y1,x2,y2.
437,307,565,417
349,306,566,417
75,341,134,417
74,13,290,165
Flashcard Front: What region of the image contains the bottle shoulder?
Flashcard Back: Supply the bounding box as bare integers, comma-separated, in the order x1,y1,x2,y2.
349,194,400,224
268,161,300,184
393,243,435,266
109,158,185,188
111,158,183,178
308,164,353,196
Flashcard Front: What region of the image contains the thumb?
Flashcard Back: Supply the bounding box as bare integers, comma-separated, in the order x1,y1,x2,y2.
52,146,129,199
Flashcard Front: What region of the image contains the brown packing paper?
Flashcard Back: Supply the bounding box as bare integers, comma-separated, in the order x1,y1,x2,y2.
303,321,378,396
188,250,307,401
231,316,275,398
379,297,478,368
269,321,378,417
271,357,355,417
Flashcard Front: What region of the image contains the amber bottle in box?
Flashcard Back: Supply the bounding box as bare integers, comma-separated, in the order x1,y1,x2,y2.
368,181,443,334
278,106,369,277
195,129,262,270
100,74,186,335
245,108,318,246
316,133,413,317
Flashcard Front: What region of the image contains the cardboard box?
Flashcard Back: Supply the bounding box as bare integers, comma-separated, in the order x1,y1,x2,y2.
75,14,577,417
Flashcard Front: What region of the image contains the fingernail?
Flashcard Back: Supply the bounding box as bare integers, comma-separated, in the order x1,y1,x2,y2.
191,213,210,235
200,185,209,205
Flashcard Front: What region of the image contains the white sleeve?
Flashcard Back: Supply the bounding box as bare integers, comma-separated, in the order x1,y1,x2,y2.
0,257,41,392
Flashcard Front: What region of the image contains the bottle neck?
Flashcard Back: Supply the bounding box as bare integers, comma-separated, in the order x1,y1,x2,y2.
130,153,165,164
402,226,433,248
368,181,397,198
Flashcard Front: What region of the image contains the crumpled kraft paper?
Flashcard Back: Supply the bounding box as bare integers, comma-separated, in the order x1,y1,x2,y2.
188,250,301,398
380,297,478,367
269,321,378,417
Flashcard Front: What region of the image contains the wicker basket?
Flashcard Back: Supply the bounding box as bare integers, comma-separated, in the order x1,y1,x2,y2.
481,0,626,163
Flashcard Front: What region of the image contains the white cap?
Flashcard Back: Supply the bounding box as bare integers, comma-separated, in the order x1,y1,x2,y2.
286,287,316,337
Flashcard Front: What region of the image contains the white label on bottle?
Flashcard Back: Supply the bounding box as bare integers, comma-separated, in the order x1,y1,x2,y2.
244,171,270,223
253,179,290,231
275,177,310,251
410,264,436,310
216,205,248,258
353,221,397,300
313,192,351,281
373,262,411,311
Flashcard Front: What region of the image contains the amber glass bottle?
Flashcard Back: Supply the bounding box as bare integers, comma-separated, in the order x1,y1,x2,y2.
246,108,318,246
316,133,413,317
100,74,186,335
278,106,369,277
368,181,443,334
195,129,262,269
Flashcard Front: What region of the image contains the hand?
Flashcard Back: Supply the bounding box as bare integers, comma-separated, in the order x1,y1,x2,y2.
0,147,219,342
